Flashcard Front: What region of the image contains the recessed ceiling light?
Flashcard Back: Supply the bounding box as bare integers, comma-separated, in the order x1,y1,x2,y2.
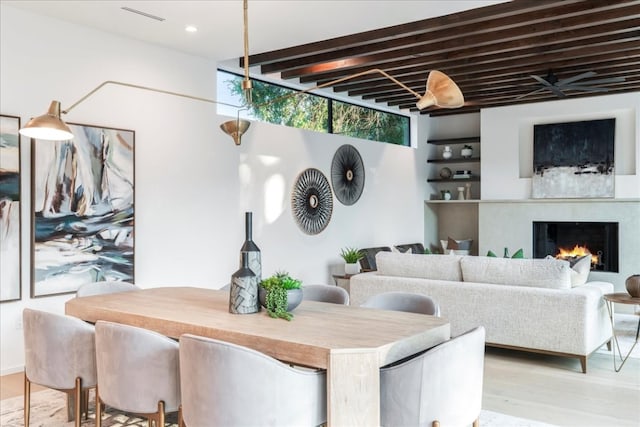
185,25,198,33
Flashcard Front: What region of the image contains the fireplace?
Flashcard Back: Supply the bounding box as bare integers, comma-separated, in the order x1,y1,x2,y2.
532,221,619,272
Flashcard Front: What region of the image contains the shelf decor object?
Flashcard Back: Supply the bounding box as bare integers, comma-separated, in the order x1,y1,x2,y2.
291,168,333,235
229,252,259,314
331,144,365,206
0,114,21,302
239,211,261,282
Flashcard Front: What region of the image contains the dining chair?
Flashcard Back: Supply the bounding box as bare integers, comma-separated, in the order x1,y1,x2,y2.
94,321,181,427
302,284,349,305
361,291,440,316
76,280,139,297
22,308,97,427
380,326,486,427
179,334,326,427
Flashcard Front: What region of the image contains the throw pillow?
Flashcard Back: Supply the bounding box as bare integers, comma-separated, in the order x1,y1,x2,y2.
447,237,460,250
391,246,413,254
569,255,591,287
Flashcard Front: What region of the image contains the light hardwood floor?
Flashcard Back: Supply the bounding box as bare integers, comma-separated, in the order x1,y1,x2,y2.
2,348,638,426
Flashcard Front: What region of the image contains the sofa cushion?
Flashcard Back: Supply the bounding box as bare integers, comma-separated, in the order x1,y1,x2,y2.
360,246,391,271
394,243,425,254
569,255,591,287
376,252,463,281
460,256,572,289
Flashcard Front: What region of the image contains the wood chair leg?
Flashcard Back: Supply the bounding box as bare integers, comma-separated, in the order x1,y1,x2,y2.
74,377,82,427
24,375,31,426
432,421,440,427
178,404,185,427
473,417,480,427
607,339,612,351
96,388,103,427
147,401,165,427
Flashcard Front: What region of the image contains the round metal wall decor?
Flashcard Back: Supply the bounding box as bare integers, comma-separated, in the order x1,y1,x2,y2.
331,144,365,206
291,168,333,235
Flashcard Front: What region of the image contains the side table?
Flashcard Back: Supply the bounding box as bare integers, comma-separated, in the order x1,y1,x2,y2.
332,274,354,294
603,292,640,372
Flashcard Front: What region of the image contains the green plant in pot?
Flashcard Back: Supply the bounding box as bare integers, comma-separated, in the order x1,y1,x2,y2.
259,271,303,321
340,247,364,275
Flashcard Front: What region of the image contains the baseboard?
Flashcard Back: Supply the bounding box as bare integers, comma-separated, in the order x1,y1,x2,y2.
1,366,24,376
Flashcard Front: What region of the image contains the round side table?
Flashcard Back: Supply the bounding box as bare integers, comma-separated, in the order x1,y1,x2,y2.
603,292,640,372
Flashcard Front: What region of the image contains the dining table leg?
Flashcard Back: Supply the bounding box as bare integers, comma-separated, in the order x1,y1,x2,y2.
327,349,380,426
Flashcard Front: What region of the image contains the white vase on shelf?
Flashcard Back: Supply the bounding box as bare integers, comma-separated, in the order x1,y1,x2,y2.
442,146,452,159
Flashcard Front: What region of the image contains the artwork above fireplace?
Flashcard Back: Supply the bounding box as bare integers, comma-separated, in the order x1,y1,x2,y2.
531,118,615,199
532,221,619,272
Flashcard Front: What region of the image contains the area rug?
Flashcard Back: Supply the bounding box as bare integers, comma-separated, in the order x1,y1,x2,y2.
0,388,556,427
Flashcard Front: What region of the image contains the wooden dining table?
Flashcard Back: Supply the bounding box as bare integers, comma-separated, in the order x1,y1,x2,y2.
65,286,450,426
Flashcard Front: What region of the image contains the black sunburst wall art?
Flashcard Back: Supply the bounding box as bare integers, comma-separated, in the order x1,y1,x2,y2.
331,144,365,206
291,168,333,235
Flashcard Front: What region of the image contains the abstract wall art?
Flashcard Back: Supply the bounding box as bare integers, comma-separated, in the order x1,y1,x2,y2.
531,118,615,199
31,123,135,297
0,114,22,302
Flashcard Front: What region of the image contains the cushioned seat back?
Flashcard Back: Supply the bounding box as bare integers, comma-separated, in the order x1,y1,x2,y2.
394,243,425,254
380,326,485,427
460,256,572,289
179,334,327,427
23,308,97,390
303,284,349,304
76,281,138,297
361,292,440,316
376,252,463,282
94,321,181,414
359,246,392,271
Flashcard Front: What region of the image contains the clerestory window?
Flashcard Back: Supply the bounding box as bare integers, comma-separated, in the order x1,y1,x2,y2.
217,70,410,146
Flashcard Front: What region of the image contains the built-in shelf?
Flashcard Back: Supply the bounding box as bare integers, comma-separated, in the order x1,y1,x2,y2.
426,137,480,145
427,176,480,183
428,157,480,164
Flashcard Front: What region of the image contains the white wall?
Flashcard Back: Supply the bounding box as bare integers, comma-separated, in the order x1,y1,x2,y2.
0,5,430,374
481,94,639,200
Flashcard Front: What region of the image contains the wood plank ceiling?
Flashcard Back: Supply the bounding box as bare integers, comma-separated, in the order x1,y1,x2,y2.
242,0,640,116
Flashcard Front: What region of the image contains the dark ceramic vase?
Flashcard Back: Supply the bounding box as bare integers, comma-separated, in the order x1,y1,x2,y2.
240,212,261,281
229,252,259,314
625,275,640,297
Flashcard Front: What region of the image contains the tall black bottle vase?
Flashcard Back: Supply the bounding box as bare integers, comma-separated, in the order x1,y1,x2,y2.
240,212,262,282
229,252,259,314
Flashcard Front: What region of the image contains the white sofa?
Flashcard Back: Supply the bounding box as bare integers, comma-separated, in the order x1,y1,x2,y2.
350,252,613,373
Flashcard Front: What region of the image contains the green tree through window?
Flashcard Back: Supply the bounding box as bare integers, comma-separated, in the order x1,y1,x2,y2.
220,70,409,146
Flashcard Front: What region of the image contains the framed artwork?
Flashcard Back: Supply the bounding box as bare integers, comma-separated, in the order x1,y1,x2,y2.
532,118,615,199
0,114,22,302
31,123,135,297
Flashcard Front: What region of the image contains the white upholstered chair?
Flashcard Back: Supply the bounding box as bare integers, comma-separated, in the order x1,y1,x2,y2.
179,334,326,427
302,284,350,305
76,280,139,297
94,321,181,427
361,291,441,316
380,326,486,427
23,308,97,427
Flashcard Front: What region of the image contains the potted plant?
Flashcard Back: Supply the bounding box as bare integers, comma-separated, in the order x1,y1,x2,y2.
340,247,364,275
460,144,473,158
259,271,303,321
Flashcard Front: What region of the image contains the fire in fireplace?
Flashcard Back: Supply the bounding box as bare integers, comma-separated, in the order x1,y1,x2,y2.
532,221,619,272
